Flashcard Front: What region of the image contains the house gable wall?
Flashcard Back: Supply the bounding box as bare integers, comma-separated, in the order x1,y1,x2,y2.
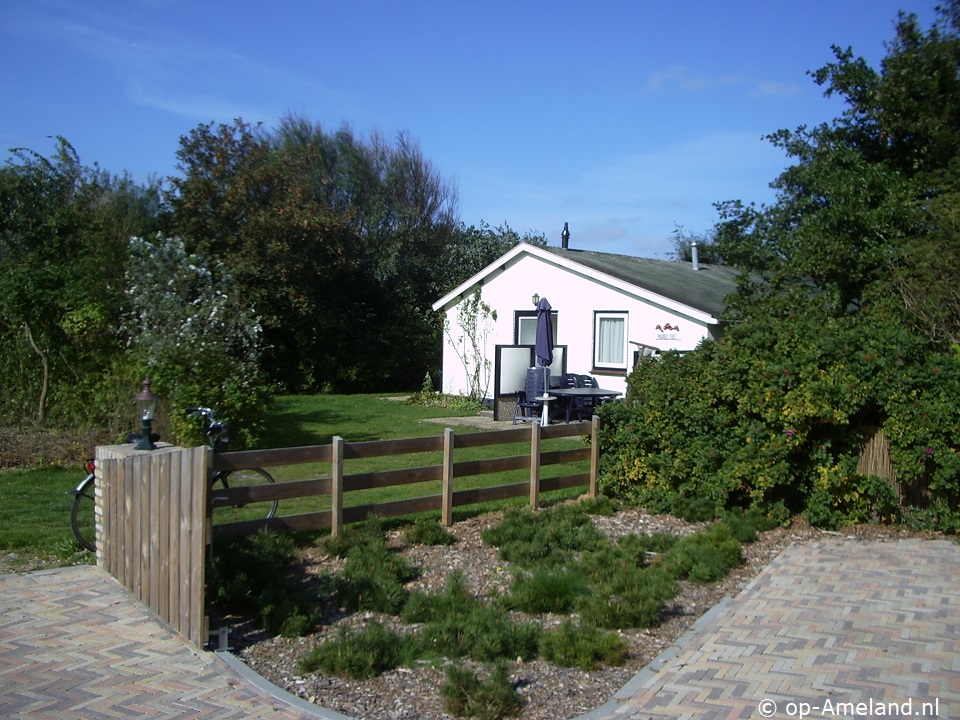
439,251,718,398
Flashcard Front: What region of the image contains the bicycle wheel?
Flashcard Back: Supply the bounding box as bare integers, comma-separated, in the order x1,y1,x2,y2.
211,467,278,524
70,473,97,552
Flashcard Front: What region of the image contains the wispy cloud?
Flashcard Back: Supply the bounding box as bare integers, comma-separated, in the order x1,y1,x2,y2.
12,4,350,125
459,130,785,257
646,65,800,98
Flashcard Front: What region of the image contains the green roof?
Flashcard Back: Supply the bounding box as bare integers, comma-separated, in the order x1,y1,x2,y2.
542,246,741,318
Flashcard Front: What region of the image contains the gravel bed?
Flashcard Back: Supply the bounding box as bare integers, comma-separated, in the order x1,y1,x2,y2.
231,507,840,720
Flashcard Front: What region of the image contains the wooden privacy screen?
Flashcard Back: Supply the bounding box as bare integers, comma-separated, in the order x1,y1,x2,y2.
95,444,210,648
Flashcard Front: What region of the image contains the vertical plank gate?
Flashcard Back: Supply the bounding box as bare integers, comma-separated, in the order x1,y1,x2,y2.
95,444,210,647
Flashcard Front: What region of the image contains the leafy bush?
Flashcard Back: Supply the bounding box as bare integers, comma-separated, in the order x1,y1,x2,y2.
299,621,409,680
507,567,590,614
663,524,743,584
122,235,272,448
597,297,960,532
404,573,541,663
405,518,456,546
210,529,318,636
539,620,628,670
441,661,524,720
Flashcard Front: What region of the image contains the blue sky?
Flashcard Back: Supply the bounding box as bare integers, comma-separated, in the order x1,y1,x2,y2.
1,0,937,257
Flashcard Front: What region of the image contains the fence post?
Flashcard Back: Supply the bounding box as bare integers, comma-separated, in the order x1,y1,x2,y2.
589,414,601,498
530,422,541,510
442,427,455,526
331,435,344,537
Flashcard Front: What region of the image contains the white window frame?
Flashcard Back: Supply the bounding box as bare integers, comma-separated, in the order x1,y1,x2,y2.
593,312,628,370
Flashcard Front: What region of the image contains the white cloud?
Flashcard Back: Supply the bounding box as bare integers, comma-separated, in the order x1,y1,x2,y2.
645,65,800,98
17,7,349,125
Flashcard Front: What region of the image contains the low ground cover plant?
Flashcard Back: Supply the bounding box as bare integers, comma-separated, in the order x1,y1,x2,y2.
210,503,776,717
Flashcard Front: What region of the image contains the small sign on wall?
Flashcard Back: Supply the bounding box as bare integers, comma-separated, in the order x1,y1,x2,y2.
655,322,680,342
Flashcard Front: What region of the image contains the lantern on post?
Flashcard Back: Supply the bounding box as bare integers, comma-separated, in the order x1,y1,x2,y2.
134,378,158,451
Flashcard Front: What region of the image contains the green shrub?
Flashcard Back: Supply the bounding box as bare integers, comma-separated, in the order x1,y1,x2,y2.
616,532,678,557
405,518,456,546
719,507,780,543
441,661,524,720
482,505,606,568
596,300,960,533
320,518,387,559
664,524,743,583
507,567,590,614
299,622,409,679
577,494,619,516
539,620,628,670
669,495,720,523
338,539,416,615
404,573,540,663
579,563,675,629
210,529,319,635
804,469,901,530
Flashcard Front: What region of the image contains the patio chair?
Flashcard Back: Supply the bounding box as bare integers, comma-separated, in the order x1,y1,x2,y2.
577,374,600,417
513,367,549,424
559,373,586,422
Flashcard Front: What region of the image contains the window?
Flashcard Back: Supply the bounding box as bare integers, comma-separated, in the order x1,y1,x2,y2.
594,312,627,370
515,311,558,345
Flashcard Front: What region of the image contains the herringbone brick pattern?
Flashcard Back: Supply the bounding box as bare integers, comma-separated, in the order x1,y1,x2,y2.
0,566,317,719
608,538,960,720
2,540,959,720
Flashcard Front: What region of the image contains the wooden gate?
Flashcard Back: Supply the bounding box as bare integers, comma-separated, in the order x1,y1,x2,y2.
95,444,210,647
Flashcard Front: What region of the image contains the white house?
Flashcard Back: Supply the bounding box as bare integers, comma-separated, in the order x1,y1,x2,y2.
432,241,740,419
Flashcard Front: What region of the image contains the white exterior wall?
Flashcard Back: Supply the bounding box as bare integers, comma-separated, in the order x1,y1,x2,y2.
438,251,718,399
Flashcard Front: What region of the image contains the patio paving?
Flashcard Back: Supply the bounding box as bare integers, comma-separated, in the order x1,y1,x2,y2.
1,536,958,720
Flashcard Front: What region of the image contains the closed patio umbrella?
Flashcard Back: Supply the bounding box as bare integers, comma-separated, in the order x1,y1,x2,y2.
535,297,553,368
535,297,553,415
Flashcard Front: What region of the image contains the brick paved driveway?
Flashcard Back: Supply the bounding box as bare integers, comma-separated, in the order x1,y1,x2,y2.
2,538,959,720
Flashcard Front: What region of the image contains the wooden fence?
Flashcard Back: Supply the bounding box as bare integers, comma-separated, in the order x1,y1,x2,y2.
95,443,210,648
210,417,600,541
95,417,599,648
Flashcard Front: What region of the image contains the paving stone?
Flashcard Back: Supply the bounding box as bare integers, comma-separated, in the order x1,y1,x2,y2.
3,538,959,720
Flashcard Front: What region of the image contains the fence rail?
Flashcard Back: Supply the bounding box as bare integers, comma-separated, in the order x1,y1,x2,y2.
210,417,599,541
96,416,600,649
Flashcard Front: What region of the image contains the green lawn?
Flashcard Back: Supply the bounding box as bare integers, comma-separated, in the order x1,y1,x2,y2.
253,394,589,525
0,394,589,562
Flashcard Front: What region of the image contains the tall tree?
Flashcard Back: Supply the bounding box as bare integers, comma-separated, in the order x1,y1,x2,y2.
167,117,462,391
0,138,163,426
719,3,960,320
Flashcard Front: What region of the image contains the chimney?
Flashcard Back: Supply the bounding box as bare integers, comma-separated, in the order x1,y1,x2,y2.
561,222,570,249
691,239,700,271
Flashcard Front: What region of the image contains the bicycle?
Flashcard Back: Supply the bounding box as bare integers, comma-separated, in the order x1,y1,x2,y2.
70,406,278,552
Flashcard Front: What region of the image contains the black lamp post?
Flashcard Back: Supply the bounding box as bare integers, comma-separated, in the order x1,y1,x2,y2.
134,378,158,451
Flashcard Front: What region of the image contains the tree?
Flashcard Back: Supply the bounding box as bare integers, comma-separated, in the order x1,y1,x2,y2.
122,235,270,446
667,226,724,265
442,221,547,288
0,138,163,428
600,3,960,532
167,117,462,392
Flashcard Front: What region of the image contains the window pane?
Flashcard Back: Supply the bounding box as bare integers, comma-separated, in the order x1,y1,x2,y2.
519,317,537,345
597,317,625,364
517,313,558,345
